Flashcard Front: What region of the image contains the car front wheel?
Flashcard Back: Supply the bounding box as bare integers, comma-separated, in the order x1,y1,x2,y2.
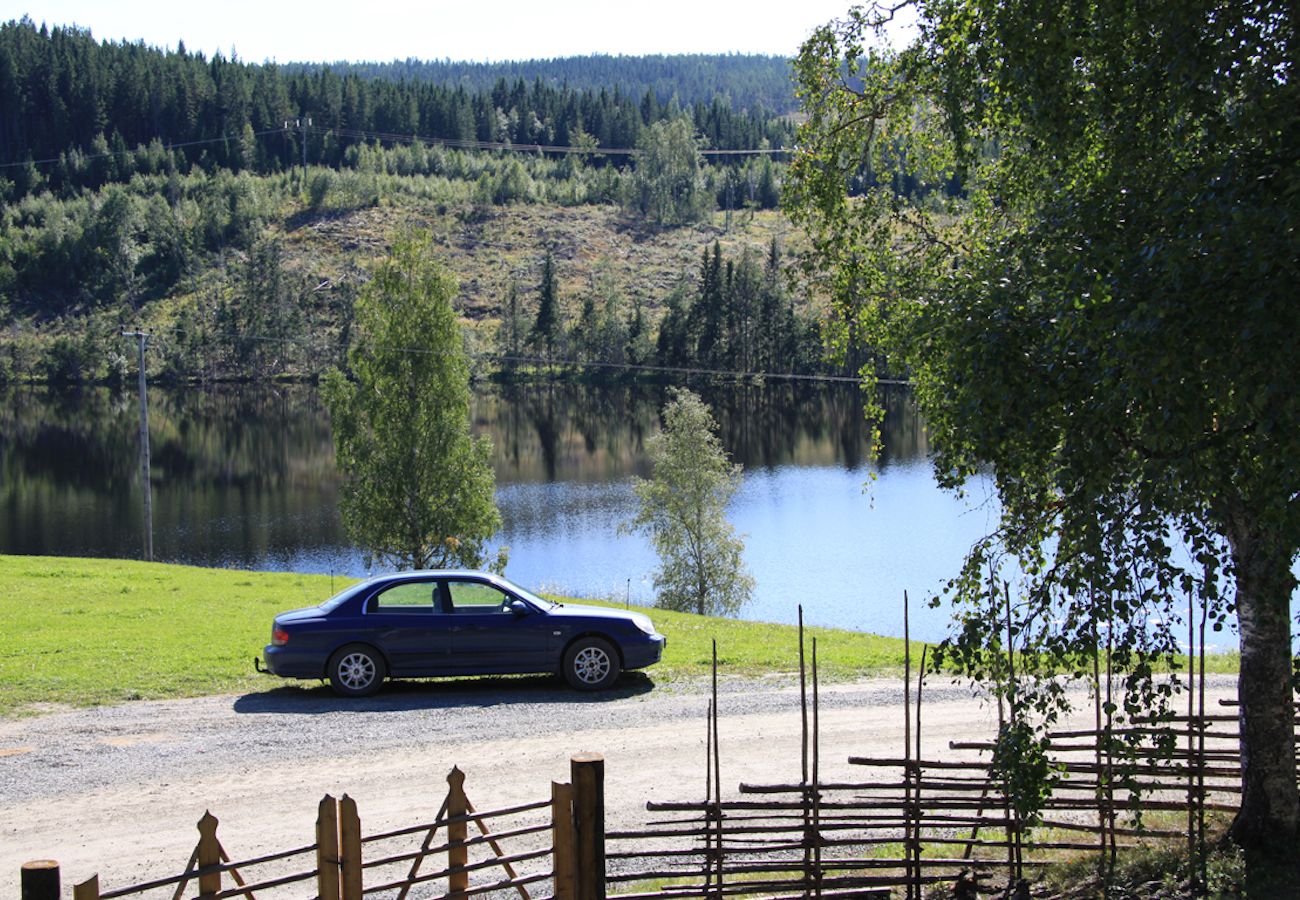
328,644,387,697
562,637,620,691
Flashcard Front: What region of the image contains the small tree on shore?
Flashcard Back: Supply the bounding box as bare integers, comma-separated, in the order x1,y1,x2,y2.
323,230,502,571
625,388,753,615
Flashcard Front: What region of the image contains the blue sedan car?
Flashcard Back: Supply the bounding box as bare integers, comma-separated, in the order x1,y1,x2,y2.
260,571,666,696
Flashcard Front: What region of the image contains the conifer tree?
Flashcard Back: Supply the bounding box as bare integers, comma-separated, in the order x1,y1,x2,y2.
530,250,560,360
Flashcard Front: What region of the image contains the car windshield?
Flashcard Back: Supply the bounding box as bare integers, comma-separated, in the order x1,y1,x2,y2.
504,579,560,610
317,580,372,613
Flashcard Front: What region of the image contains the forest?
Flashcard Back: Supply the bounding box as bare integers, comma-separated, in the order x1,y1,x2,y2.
279,54,799,114
0,19,793,194
0,18,844,386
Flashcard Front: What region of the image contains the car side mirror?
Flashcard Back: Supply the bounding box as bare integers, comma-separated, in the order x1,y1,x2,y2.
507,599,530,617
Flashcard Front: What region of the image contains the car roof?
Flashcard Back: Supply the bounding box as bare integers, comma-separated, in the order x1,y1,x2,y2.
360,570,508,586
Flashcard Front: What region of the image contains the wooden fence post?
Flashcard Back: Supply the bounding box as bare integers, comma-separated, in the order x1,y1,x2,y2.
20,860,59,900
72,874,100,900
571,753,605,900
339,795,362,900
197,812,221,898
448,767,469,896
552,781,576,900
317,794,341,900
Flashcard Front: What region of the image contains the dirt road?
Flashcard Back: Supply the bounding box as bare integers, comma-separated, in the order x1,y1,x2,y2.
0,673,1237,893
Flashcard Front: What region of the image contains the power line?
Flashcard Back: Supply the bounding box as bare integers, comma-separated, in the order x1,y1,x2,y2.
318,124,793,158
0,127,289,171
142,323,903,386
0,121,793,173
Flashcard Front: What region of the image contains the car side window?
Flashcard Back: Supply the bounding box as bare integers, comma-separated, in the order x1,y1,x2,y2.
446,581,511,614
370,582,439,614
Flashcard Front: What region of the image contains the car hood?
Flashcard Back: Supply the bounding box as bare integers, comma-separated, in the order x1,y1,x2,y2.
544,603,657,631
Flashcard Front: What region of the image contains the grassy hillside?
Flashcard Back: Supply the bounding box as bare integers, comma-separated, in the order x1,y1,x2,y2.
0,165,812,385
280,200,801,324
0,554,906,716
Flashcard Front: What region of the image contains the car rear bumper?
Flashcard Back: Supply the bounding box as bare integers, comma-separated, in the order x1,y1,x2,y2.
261,644,325,679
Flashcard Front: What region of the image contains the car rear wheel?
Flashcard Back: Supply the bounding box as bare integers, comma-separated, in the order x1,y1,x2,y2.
328,644,386,697
562,637,620,691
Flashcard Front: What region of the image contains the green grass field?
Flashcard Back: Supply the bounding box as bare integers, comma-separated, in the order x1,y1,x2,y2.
0,555,913,716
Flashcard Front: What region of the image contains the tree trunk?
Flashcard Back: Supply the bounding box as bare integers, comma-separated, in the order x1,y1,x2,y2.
1224,504,1298,864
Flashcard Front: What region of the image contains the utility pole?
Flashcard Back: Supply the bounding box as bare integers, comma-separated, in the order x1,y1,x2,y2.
285,117,312,175
122,330,153,562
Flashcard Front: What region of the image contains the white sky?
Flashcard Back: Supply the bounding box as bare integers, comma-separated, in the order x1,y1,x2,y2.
15,0,886,64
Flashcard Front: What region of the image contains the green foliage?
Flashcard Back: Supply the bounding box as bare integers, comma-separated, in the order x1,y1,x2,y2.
631,117,711,227
322,230,502,571
568,262,632,367
625,388,753,616
493,280,528,370
655,239,825,376
307,170,335,210
789,0,1299,849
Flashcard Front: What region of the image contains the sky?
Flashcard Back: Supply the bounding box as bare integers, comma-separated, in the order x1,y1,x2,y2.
14,0,896,64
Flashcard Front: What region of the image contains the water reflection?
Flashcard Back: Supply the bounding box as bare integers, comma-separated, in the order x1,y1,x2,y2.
480,381,929,482
0,381,983,639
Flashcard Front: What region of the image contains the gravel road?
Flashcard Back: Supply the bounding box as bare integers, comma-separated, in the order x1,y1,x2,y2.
0,672,1238,894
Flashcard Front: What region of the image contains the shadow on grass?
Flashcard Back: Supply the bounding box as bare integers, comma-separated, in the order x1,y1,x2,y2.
233,670,657,714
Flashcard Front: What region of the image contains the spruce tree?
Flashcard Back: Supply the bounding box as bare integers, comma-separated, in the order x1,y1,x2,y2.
530,250,559,360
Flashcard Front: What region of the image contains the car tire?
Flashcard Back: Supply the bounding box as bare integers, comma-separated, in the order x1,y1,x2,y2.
327,644,387,697
562,637,620,691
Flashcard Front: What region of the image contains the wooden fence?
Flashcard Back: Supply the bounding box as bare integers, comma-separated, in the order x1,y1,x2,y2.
22,606,1293,900
22,705,1287,900
37,756,605,900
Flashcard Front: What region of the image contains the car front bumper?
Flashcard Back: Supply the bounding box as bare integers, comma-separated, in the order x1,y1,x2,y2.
623,634,666,671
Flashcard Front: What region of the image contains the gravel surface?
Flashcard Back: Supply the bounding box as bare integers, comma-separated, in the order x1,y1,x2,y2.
0,672,1238,894
0,673,975,807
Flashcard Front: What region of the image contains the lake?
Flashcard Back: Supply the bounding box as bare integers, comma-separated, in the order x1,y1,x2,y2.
0,381,998,641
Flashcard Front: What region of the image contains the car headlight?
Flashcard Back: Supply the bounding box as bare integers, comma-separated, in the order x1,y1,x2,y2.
632,614,656,636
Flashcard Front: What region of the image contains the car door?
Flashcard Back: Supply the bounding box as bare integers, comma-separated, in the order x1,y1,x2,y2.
363,579,452,675
443,578,553,672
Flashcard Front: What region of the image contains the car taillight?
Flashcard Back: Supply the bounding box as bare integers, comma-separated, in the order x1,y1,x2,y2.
272,627,290,646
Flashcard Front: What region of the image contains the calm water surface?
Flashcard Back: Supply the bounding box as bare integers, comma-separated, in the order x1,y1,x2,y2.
0,382,997,640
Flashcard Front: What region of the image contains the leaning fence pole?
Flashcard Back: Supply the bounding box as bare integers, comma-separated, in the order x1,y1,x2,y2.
799,605,809,787
704,695,715,897
903,590,916,900
812,636,823,896
798,606,812,898
1105,598,1117,876
711,639,723,899
1002,584,1022,886
1197,584,1209,889
1187,591,1196,862
1091,615,1107,890
916,643,927,898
